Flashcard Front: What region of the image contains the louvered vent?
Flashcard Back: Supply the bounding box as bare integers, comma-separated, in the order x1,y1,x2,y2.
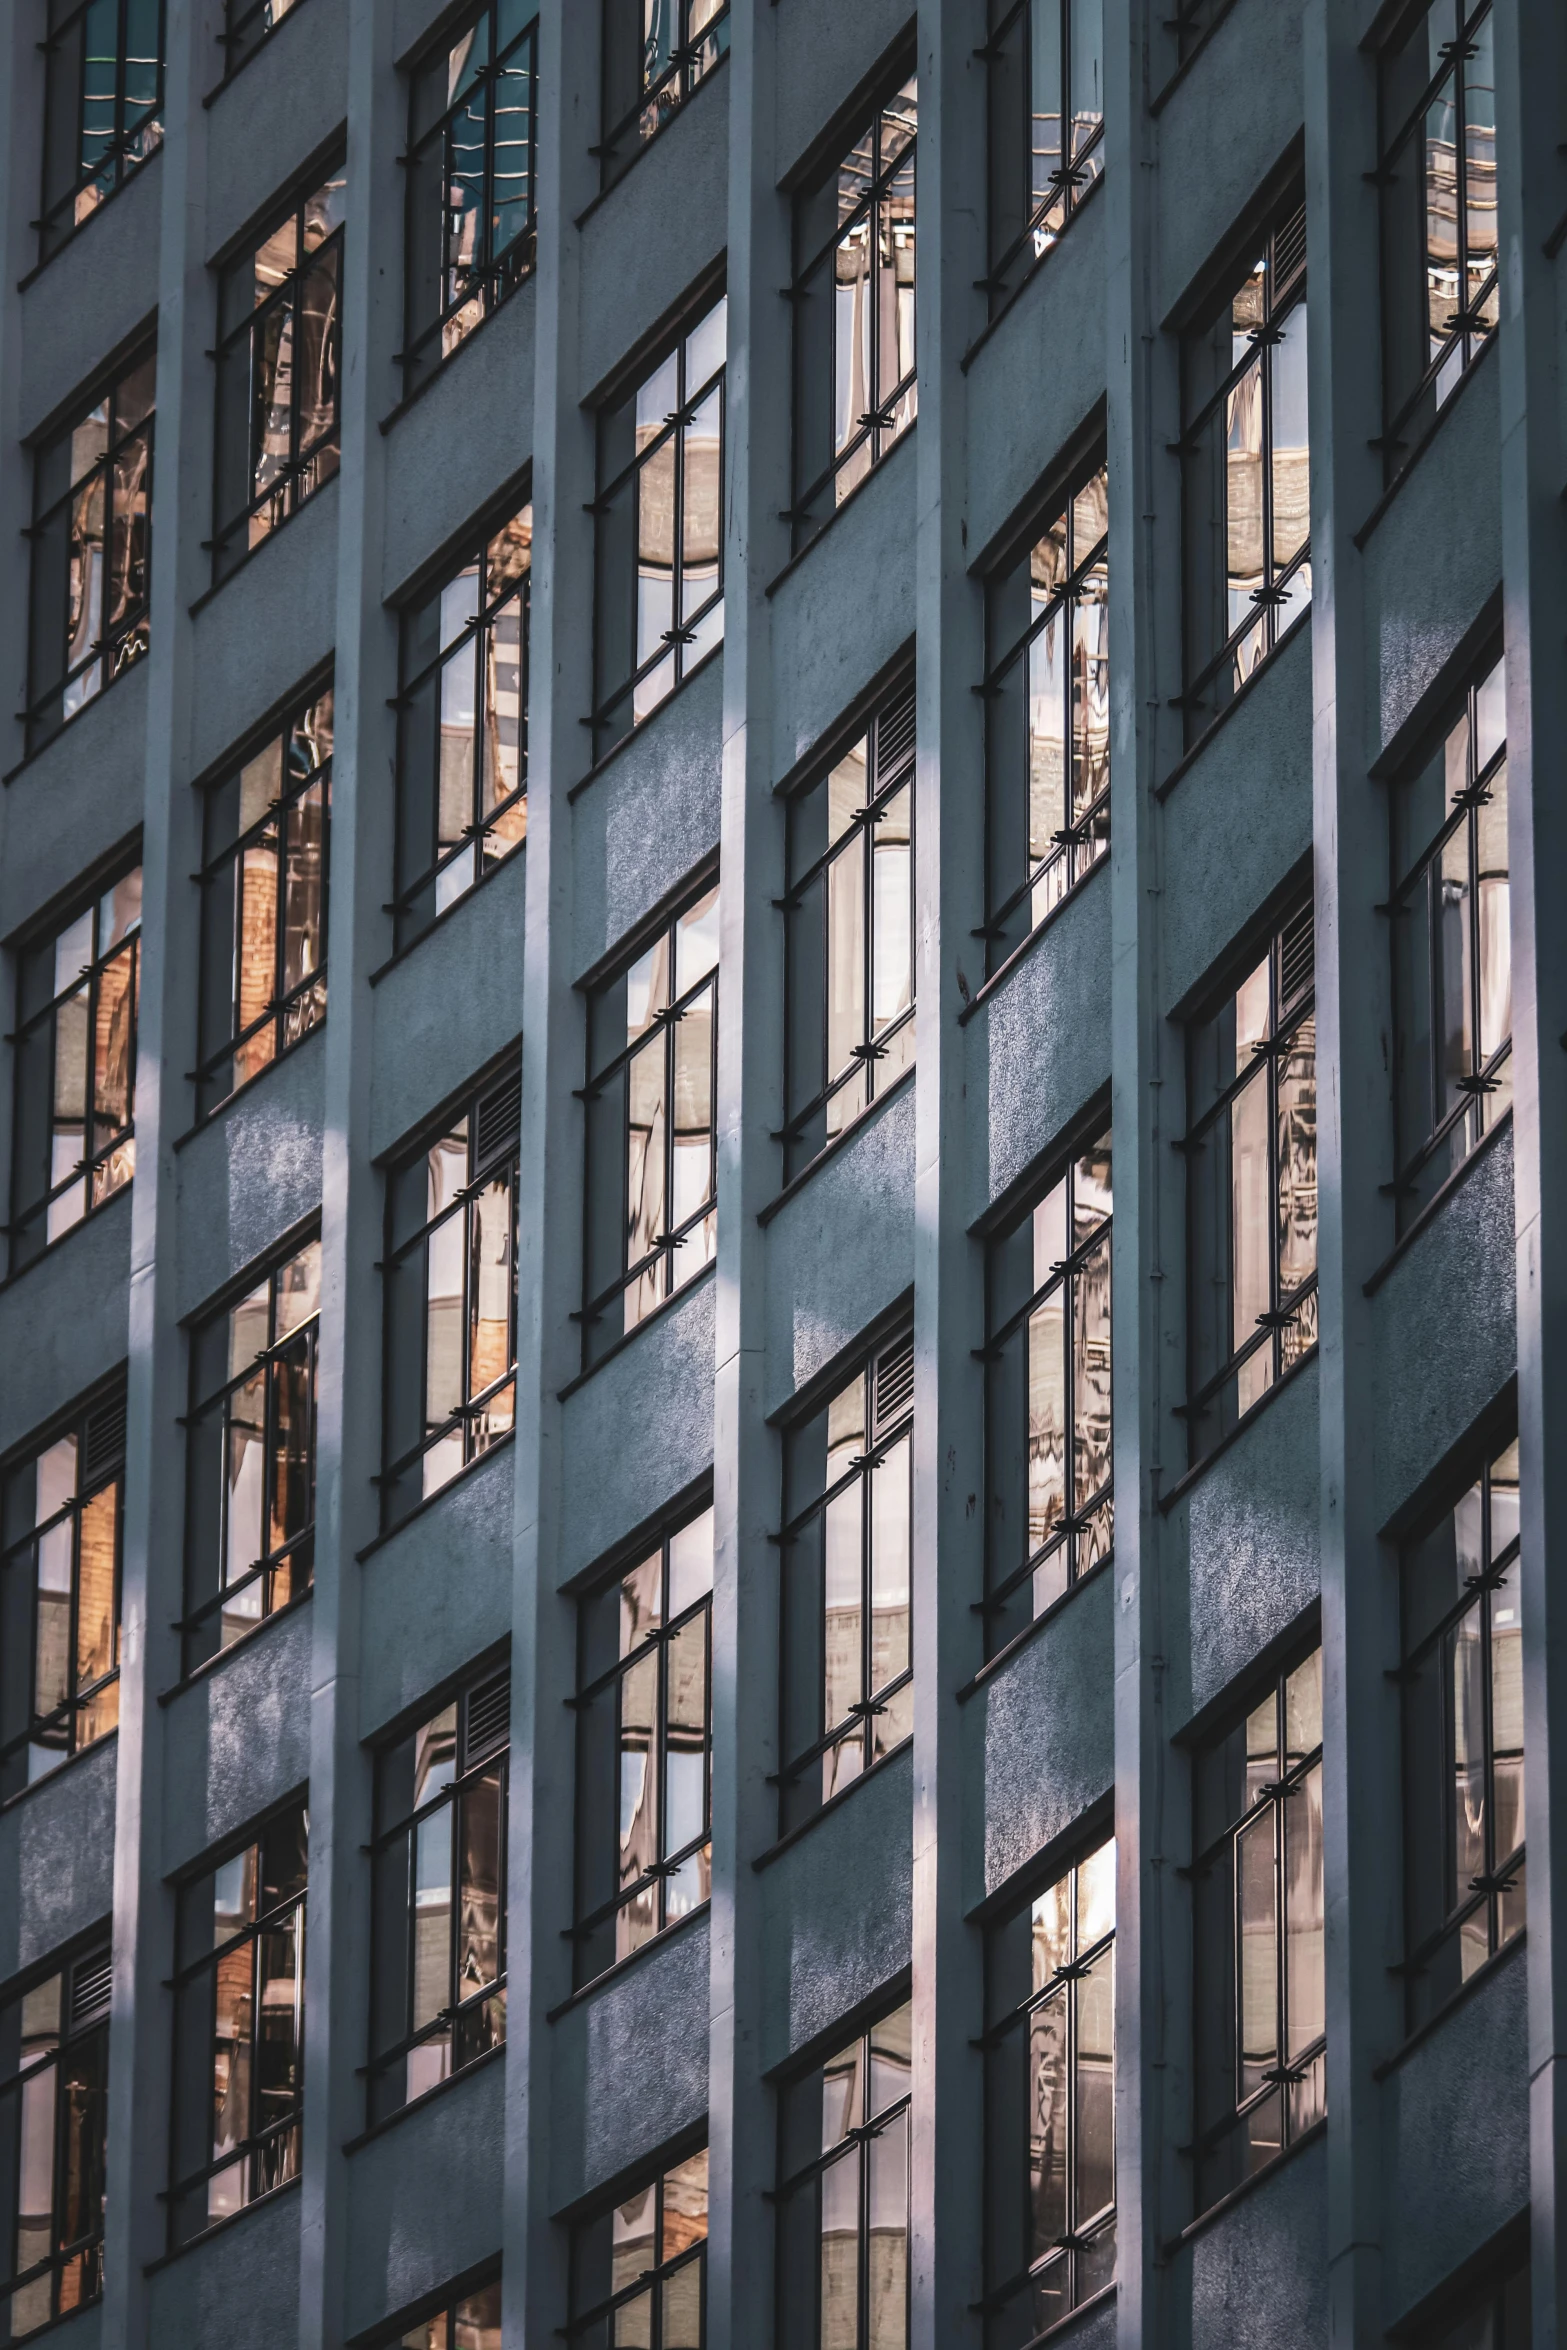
874,1332,915,1431
83,1389,127,1487
475,1069,522,1170
1273,204,1307,294
70,1948,113,2030
875,682,917,787
465,1669,511,1763
1279,903,1314,1008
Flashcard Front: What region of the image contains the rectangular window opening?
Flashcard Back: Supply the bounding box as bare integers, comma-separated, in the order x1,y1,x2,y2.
39,0,165,262
775,1996,911,2350
599,0,730,188
567,2146,709,2346
0,1935,112,2337
985,0,1105,314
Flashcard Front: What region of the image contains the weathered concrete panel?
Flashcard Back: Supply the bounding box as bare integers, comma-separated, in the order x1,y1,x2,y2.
579,77,729,400
573,651,722,977
145,2174,300,2350
175,1027,325,1316
0,1190,130,1460
976,1567,1114,1904
1,662,146,939
559,1271,716,1583
382,278,537,601
345,2056,504,2340
979,865,1111,1215
189,482,339,782
0,1737,117,1979
760,1743,912,2070
551,1916,711,2210
369,875,524,1161
774,0,912,184
204,0,348,264
1157,0,1305,321
18,163,161,441
359,1438,516,1738
1185,2130,1328,2349
161,1601,313,1877
765,1080,914,1415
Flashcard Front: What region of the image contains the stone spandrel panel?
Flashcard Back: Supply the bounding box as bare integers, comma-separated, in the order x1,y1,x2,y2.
0,1194,130,1462
161,1600,313,1877
764,1077,914,1414
369,893,524,1160
1155,0,1306,321
17,157,162,445
558,1267,717,1585
1,1734,117,1979
974,1564,1114,1905
551,1912,711,2213
977,861,1111,1218
1184,2126,1328,2350
188,479,340,783
1,659,148,940
773,0,910,183
145,2159,300,2350
358,1436,515,1738
574,648,722,980
345,2048,504,2341
175,1023,325,1317
203,0,348,264
759,1741,912,2070
578,73,729,402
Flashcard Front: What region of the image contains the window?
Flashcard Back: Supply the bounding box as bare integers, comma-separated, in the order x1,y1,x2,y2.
395,2279,503,2349
10,868,141,1274
382,1070,520,1528
984,1129,1112,1659
568,2148,708,2348
394,503,531,949
982,461,1108,972
1191,1647,1324,2214
781,683,915,1182
792,76,917,548
1183,902,1317,1466
984,0,1104,313
983,1837,1116,2337
169,1799,307,2247
1179,203,1309,749
182,1235,320,1677
213,161,345,582
1379,2,1498,475
1416,2255,1531,2350
195,688,332,1118
26,346,155,752
582,882,718,1368
221,0,300,77
600,0,729,185
0,1939,111,2340
1387,650,1509,1233
0,1386,125,1804
573,1505,713,1988
1401,1437,1523,2033
776,2000,910,2350
592,295,726,759
369,1665,508,2123
39,0,163,260
403,1,539,397
779,1329,913,1837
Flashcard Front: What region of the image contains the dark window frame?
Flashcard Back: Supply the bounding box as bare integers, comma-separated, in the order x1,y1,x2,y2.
194,685,333,1122
598,0,730,189
219,0,306,79
780,681,916,1185
984,0,1105,317
0,1933,112,2338
775,1993,912,2350
38,0,165,264
378,2273,504,2349
566,2145,709,2348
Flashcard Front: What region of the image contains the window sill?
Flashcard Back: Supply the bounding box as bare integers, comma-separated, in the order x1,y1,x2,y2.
357,1427,516,1563
752,1734,912,1874
1363,1105,1512,1299
0,1184,133,1297
379,268,536,438
569,639,725,805
757,1064,916,1228
189,473,338,619
558,1259,716,1401
1158,1341,1317,1514
204,0,315,105
172,1020,326,1151
16,146,163,294
546,1897,710,2021
1156,602,1311,803
2,646,149,786
1355,332,1497,553
157,1584,315,1707
957,852,1109,1029
959,169,1106,378
1372,1929,1525,2083
0,1727,119,1821
1166,2114,1326,2256
954,1553,1113,1706
765,422,918,603
341,2037,505,2156
574,47,731,232
143,2172,301,2277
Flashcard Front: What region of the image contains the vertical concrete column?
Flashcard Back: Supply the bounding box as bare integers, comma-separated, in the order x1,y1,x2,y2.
0,4,40,793
294,2,404,2343
504,4,596,2337
1302,5,1403,2341
908,8,986,2346
1494,3,1567,2338
705,2,790,2343
1103,6,1188,2340
99,8,212,2343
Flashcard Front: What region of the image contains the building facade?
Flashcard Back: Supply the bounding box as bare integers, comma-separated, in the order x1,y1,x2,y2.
0,0,1562,2346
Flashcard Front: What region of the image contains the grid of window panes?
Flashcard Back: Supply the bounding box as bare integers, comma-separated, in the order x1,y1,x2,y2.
582,883,718,1367
0,1940,111,2341
573,1506,713,1987
600,0,729,186
1401,1438,1524,2033
1191,1648,1324,2215
776,2001,910,2350
983,1838,1116,2339
982,462,1108,973
984,1130,1112,1658
395,504,531,949
0,1387,125,1806
38,0,164,260
181,1235,319,1676
568,2149,708,2349
168,1803,306,2248
792,77,917,547
985,0,1104,313
782,685,915,1181
213,162,345,581
369,1667,509,2123
404,1,538,396
9,868,141,1274
222,0,300,76
1184,903,1317,1466
593,296,726,758
1179,204,1309,749
1379,1,1498,475
779,1331,913,1837
382,1072,520,1528
26,346,155,752
195,689,331,1118
1388,651,1509,1233
397,2279,503,2350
